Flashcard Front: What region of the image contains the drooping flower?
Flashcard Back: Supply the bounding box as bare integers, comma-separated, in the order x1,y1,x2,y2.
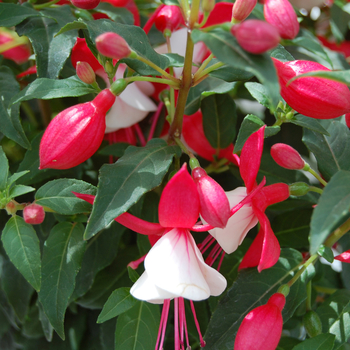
154,5,184,33
272,58,350,119
235,293,286,350
95,32,132,59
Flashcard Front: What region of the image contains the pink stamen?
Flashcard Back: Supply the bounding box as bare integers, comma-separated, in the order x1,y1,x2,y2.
174,298,180,350
148,102,164,142
133,124,146,146
127,254,146,269
190,301,206,348
200,236,216,255
217,251,225,271
125,127,134,145
156,299,171,350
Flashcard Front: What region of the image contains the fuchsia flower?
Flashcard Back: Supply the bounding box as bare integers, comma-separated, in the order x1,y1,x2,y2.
232,0,257,22
272,58,350,119
271,143,305,170
96,32,132,59
154,5,184,33
23,203,45,225
335,250,350,263
70,0,100,9
0,29,31,65
235,293,286,350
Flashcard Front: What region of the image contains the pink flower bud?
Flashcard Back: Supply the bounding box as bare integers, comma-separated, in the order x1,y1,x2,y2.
96,32,132,59
154,5,183,32
264,0,299,39
76,61,96,85
231,20,280,54
39,89,116,170
70,0,100,9
235,293,285,350
0,30,31,64
232,0,257,21
272,58,350,119
271,143,305,169
192,167,230,228
23,203,45,225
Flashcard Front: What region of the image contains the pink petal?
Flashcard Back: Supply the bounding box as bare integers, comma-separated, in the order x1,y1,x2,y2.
240,126,265,193
203,2,234,27
335,250,350,263
159,163,200,228
252,183,290,212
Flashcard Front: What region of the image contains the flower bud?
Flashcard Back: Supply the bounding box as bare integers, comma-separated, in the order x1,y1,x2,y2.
303,311,322,338
289,182,309,196
202,0,215,13
0,30,31,64
154,5,183,33
70,0,100,9
231,20,280,54
5,201,17,215
96,32,132,59
39,89,116,170
23,203,45,225
272,58,350,119
271,143,305,169
264,0,299,39
76,61,96,85
232,0,257,21
235,293,285,350
192,167,230,228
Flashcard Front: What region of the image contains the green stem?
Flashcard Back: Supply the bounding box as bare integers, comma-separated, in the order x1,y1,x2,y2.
309,186,323,195
189,0,200,29
34,0,61,9
324,217,350,248
287,254,318,288
272,119,284,127
166,36,176,121
193,61,225,86
306,281,312,311
307,167,327,187
125,76,179,88
174,137,194,158
21,102,39,128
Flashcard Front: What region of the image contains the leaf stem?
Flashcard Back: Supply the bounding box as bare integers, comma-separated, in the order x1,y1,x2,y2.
287,254,318,288
34,0,61,9
307,167,327,187
309,186,323,195
125,76,179,88
324,216,350,248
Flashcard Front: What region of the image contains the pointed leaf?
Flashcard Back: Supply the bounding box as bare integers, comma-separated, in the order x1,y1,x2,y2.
114,300,160,350
97,287,137,323
0,146,9,191
94,3,134,24
310,171,350,254
35,179,96,215
10,76,97,105
9,185,35,198
38,222,86,340
0,3,42,26
291,334,336,350
191,28,280,110
204,249,304,350
1,216,41,291
6,171,29,187
201,93,236,149
245,82,271,109
85,139,181,239
290,115,330,135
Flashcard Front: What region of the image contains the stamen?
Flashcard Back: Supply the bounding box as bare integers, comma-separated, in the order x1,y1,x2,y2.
133,123,146,146
179,298,189,349
190,301,206,348
148,102,164,141
156,299,170,350
217,251,225,272
199,236,216,255
174,298,180,350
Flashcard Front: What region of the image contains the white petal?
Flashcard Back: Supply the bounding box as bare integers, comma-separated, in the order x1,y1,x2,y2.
130,271,176,304
208,187,258,254
145,228,211,301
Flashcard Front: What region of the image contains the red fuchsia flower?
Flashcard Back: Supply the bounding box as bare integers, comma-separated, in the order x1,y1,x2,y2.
232,0,257,22
264,0,299,39
235,293,286,350
95,32,132,59
23,203,45,225
0,29,31,64
318,36,350,58
154,5,184,33
335,250,350,263
182,111,240,166
271,143,305,170
198,127,290,272
39,88,116,169
272,58,350,119
70,0,100,9
231,19,281,54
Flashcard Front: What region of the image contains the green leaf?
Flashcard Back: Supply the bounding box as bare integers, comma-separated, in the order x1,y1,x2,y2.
1,257,34,322
38,222,86,340
0,146,9,191
85,139,181,239
114,301,160,350
35,178,96,215
86,19,169,75
8,184,35,198
127,266,139,283
1,215,41,291
191,28,280,111
54,20,87,37
0,3,42,27
201,93,236,149
310,171,350,254
162,53,185,67
303,121,350,180
97,287,137,323
245,82,271,109
6,171,29,188
234,114,280,153
94,3,134,24
208,61,254,82
204,249,304,350
185,76,236,115
317,245,334,263
291,69,350,86
16,5,78,78
317,289,350,349
290,115,330,135
292,334,336,350
0,66,30,149
10,75,97,105
270,44,295,62
99,143,130,157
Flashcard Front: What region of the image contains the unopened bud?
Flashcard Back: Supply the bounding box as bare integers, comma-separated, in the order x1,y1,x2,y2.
192,167,230,228
23,203,45,225
232,0,257,21
289,182,309,196
231,19,280,54
5,201,17,215
303,311,322,338
96,32,132,60
271,143,305,170
154,5,183,33
70,0,100,10
110,78,128,95
76,61,96,85
277,284,290,296
202,0,215,13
